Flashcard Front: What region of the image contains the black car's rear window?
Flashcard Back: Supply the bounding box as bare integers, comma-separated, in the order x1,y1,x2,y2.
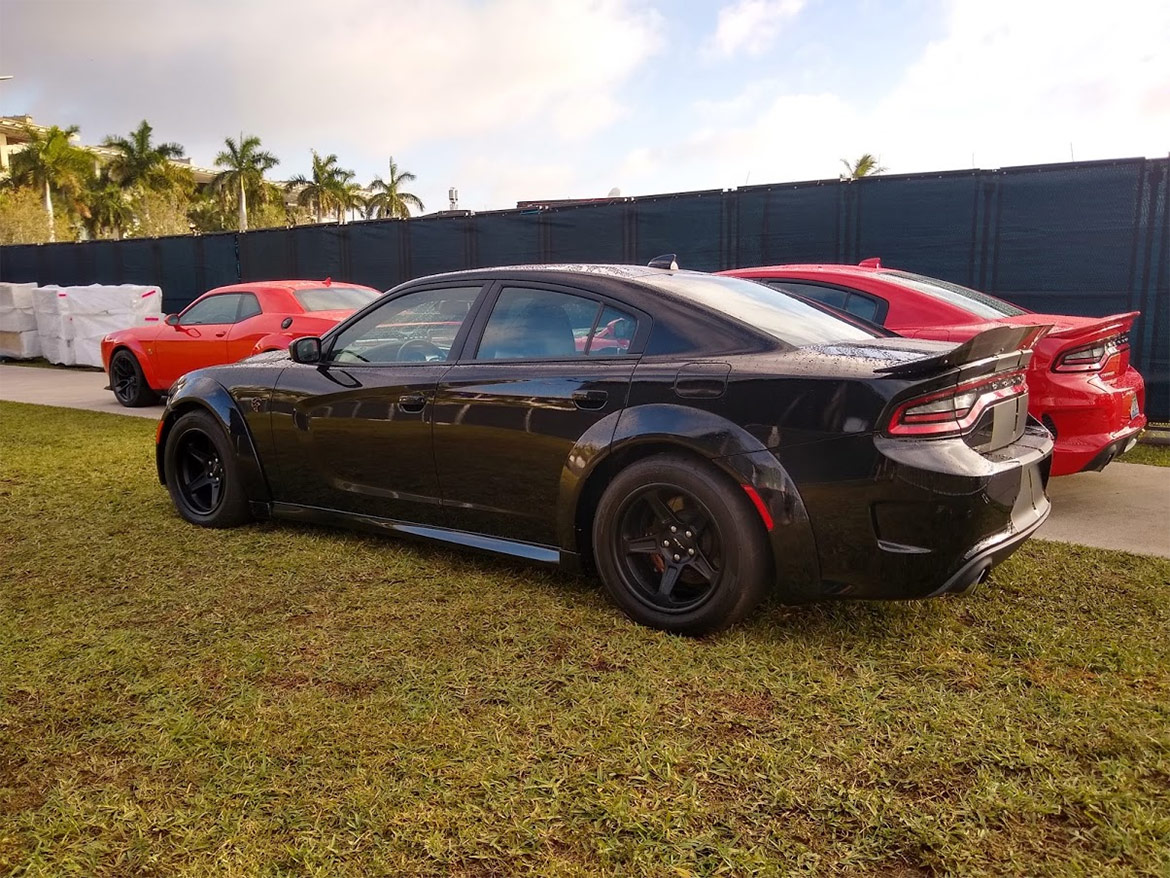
294,286,381,311
879,271,1028,318
640,273,879,347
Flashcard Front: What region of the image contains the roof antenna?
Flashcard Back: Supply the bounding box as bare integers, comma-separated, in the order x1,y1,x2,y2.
648,254,678,270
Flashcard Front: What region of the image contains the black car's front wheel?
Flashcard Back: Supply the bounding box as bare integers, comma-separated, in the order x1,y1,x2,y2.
109,349,156,407
163,410,252,528
593,454,771,635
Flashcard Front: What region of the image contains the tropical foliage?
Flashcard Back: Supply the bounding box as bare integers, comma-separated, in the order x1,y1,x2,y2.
4,124,94,241
840,153,887,180
0,118,426,243
365,156,424,219
211,135,279,232
101,121,187,193
286,151,360,224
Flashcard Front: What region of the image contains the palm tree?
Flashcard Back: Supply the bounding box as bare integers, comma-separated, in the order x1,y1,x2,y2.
102,120,185,192
211,134,279,232
286,150,354,224
840,154,886,181
365,156,424,219
6,124,94,242
84,176,133,240
336,178,366,224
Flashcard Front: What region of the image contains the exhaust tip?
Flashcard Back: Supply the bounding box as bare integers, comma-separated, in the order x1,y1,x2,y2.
952,563,991,596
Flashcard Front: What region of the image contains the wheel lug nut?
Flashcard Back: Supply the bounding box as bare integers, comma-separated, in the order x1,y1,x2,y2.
670,526,677,533
663,540,670,547
673,554,680,561
688,548,694,555
685,531,692,538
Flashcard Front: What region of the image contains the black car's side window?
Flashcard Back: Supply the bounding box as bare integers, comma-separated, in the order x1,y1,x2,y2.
180,294,243,326
328,286,481,364
475,287,635,360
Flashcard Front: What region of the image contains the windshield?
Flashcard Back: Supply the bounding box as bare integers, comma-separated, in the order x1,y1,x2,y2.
294,286,381,311
880,271,1027,318
641,273,879,346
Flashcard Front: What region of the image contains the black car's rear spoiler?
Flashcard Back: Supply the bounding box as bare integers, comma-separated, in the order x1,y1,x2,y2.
875,324,1051,379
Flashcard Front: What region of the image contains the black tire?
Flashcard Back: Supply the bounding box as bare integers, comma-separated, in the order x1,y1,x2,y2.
592,453,771,635
163,410,252,528
109,349,157,407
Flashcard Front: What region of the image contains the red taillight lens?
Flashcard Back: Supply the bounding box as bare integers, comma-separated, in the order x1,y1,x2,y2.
1053,333,1128,373
888,371,1027,438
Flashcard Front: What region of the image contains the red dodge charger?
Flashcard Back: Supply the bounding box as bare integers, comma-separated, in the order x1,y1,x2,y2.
721,261,1145,476
101,279,381,407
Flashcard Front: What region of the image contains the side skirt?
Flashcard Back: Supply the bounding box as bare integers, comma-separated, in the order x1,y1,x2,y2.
268,501,579,568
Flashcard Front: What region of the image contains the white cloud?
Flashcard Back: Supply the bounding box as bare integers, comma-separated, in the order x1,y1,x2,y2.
0,0,664,186
706,0,806,57
623,0,1170,195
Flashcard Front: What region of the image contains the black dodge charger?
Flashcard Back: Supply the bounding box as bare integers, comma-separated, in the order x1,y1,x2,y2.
157,263,1053,634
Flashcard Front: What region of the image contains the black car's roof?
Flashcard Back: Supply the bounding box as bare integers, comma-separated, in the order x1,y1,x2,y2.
407,264,688,284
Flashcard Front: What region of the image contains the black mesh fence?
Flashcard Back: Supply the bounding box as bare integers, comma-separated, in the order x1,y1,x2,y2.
2,157,1166,419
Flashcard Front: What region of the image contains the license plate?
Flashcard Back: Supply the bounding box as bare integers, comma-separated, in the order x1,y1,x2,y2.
1130,394,1139,420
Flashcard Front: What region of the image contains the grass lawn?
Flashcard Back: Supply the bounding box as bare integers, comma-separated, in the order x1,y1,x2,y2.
1119,439,1170,467
2,402,1169,876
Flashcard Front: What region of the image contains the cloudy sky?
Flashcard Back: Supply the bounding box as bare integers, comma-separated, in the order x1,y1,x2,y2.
2,0,1167,212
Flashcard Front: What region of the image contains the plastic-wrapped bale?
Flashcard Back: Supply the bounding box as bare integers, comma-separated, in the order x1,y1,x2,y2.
66,284,164,368
0,283,41,358
0,330,42,359
32,285,75,365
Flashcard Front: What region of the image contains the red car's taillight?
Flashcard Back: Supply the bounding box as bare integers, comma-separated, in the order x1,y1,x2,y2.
1052,333,1128,373
888,371,1027,438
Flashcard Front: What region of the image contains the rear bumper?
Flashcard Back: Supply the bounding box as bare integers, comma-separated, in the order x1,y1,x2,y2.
779,424,1053,601
1035,366,1146,475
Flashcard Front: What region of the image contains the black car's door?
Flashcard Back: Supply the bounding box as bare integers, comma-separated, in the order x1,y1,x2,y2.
269,283,484,525
432,282,645,546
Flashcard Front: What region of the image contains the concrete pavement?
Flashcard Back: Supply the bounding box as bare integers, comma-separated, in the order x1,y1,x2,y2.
0,363,161,419
1,363,1168,557
1038,462,1170,558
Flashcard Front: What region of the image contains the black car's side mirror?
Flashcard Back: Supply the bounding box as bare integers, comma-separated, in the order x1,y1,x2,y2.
289,337,323,364
164,313,180,326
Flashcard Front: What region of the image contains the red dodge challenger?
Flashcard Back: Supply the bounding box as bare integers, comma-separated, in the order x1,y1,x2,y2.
721,261,1145,476
101,279,381,407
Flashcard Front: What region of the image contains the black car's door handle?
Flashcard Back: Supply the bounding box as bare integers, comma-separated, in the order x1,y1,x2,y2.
572,389,608,410
398,393,428,413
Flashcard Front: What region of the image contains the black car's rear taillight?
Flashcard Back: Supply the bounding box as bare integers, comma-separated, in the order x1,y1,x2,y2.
887,371,1027,438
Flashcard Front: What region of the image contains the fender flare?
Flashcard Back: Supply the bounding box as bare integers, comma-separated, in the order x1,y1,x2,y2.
556,403,821,600
155,375,271,503
108,339,165,392
250,333,296,355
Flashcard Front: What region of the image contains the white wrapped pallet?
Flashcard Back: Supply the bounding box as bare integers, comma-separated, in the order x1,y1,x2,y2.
62,283,164,367
0,330,42,359
0,282,36,310
0,306,38,332
0,283,41,359
32,285,75,365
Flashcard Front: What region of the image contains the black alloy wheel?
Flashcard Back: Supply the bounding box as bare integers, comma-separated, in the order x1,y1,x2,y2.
175,430,225,515
615,485,723,614
163,410,252,528
593,454,770,635
109,350,156,407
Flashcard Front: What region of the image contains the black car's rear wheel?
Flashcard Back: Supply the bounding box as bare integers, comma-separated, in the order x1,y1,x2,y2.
163,410,252,528
593,454,770,635
109,349,156,407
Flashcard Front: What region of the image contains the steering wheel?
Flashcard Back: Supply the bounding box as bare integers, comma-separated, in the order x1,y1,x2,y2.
397,339,445,362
